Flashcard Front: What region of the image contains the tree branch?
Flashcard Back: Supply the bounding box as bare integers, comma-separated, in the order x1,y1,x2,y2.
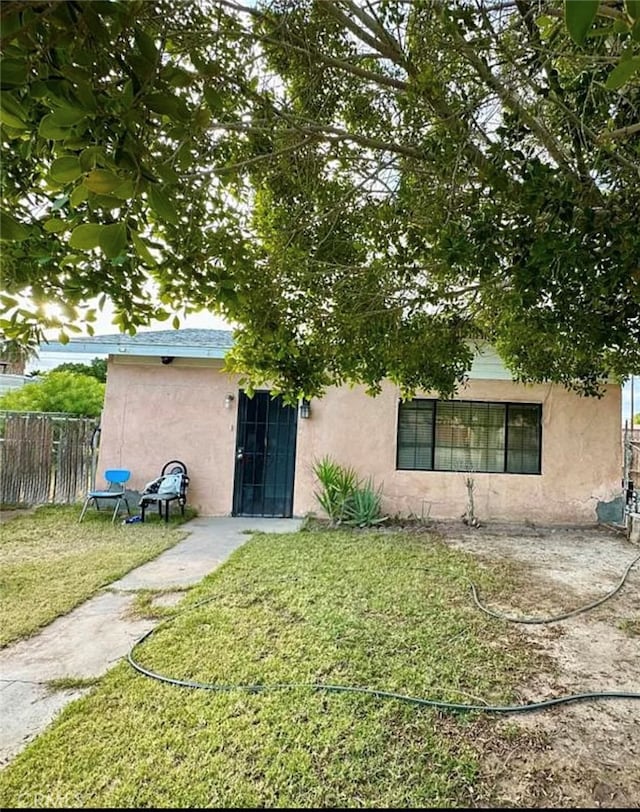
598,121,640,141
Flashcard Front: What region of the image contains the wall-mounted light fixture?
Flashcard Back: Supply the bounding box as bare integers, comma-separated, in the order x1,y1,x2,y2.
224,393,235,409
299,398,311,419
161,356,175,365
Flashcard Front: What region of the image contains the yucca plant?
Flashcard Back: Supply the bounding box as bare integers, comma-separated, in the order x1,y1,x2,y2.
343,478,388,528
312,456,359,525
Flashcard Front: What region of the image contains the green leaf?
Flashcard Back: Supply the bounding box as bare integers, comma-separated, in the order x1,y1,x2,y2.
43,218,69,233
0,210,29,241
145,92,189,121
99,222,127,259
564,0,599,44
135,28,158,63
79,146,105,172
0,59,28,88
163,66,194,88
605,57,640,89
204,87,224,114
626,0,640,21
89,194,124,210
60,254,83,267
48,107,87,127
172,315,181,329
0,96,27,129
50,157,83,183
84,169,124,194
131,231,157,266
129,53,155,83
70,184,89,208
38,114,71,140
0,11,22,43
68,223,103,250
111,179,135,200
148,185,179,224
74,82,98,112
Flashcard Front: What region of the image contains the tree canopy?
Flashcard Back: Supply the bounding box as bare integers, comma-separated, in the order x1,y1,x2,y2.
0,371,105,416
49,357,107,382
1,0,639,398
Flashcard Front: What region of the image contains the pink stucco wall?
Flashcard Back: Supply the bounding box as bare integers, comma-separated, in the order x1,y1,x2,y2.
98,357,622,524
294,379,622,524
98,358,240,515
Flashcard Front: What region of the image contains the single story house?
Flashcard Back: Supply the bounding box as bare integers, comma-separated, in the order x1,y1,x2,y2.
43,328,623,524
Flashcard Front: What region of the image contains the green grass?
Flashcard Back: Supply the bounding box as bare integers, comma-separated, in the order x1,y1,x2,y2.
44,676,102,693
0,505,191,646
127,586,191,620
618,617,640,636
0,530,543,808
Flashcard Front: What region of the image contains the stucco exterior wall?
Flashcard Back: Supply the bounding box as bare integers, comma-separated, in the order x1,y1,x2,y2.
98,357,622,524
294,379,622,524
98,357,241,515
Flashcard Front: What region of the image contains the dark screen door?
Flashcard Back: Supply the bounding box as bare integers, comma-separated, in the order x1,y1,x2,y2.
232,391,298,517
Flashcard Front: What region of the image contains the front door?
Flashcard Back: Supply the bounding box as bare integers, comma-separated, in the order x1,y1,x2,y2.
232,391,298,517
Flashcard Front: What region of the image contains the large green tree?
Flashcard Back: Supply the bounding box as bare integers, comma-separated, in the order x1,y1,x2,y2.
1,1,639,398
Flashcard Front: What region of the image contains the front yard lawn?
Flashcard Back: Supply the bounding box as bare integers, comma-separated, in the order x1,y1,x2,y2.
0,529,541,808
0,505,191,647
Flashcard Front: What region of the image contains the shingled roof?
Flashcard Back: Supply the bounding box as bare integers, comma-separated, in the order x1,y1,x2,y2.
41,328,235,359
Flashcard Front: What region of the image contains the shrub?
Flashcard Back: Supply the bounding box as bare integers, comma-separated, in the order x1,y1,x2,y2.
313,457,387,527
313,456,359,525
343,478,387,528
0,371,105,417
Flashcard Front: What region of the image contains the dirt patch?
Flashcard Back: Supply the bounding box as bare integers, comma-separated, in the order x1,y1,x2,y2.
436,522,640,809
0,506,38,523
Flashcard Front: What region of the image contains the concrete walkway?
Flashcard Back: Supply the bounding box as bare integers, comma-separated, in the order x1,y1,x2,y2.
0,516,300,767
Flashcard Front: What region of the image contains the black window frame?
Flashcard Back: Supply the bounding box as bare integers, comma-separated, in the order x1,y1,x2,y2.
396,399,542,475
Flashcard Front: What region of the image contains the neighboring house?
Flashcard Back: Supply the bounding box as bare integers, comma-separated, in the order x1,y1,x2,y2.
0,373,35,396
42,329,623,524
0,346,32,394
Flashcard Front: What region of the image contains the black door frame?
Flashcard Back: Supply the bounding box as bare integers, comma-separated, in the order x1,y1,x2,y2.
232,390,298,517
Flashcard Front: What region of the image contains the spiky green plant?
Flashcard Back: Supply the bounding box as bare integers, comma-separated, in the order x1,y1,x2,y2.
312,456,359,525
343,478,387,528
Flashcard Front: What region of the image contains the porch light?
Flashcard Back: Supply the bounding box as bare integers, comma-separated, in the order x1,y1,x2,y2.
299,398,311,419
224,393,235,409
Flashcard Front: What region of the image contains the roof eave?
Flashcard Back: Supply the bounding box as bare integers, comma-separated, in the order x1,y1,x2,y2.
41,341,229,359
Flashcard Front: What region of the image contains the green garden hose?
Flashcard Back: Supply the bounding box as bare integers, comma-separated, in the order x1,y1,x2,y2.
471,552,640,624
127,549,640,714
127,639,639,714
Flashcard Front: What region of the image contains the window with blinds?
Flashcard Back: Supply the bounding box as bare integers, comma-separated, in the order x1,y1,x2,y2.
397,400,542,474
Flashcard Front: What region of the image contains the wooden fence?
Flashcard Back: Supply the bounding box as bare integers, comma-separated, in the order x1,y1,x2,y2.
0,411,99,506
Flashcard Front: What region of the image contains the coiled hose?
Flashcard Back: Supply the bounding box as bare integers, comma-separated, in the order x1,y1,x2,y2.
127,552,640,714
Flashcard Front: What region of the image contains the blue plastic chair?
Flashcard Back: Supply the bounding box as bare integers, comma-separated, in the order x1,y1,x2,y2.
79,469,131,523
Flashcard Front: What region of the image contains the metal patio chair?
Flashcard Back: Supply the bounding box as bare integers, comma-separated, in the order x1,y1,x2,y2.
79,468,131,523
139,460,189,523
